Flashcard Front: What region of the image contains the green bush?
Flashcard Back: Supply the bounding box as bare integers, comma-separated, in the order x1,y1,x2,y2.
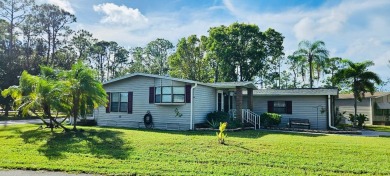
334,107,346,126
206,111,229,123
77,119,97,126
355,114,368,128
260,113,282,127
205,111,241,129
348,113,368,128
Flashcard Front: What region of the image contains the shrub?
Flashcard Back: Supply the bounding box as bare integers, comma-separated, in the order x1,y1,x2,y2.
77,119,97,126
206,111,229,123
260,113,282,127
334,107,346,126
207,119,219,129
348,113,368,128
355,114,368,128
204,111,243,129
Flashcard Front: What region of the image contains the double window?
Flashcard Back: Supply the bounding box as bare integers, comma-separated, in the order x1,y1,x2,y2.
155,86,185,103
110,92,128,112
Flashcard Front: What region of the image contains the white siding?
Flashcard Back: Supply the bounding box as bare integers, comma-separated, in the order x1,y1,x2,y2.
193,85,216,124
335,99,372,125
96,76,192,130
243,96,328,129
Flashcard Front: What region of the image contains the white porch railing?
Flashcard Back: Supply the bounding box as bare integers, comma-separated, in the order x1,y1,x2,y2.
242,109,260,130
228,109,236,118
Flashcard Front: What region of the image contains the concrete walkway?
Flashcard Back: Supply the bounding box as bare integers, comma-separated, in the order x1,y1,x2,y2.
0,170,94,176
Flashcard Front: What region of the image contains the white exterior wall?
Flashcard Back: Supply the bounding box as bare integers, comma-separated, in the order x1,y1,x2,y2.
335,99,372,125
243,96,328,129
95,76,195,130
193,85,216,124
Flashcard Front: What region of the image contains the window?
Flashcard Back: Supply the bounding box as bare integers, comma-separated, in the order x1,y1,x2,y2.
268,101,292,114
110,92,128,112
155,87,161,103
273,101,287,114
155,86,185,103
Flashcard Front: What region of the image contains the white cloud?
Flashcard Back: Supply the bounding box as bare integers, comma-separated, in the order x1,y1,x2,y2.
93,3,148,27
37,0,75,14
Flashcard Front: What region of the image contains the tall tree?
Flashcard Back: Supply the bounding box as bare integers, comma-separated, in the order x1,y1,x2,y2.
128,47,146,73
110,45,129,78
0,0,34,55
332,60,382,119
207,23,267,82
263,28,285,88
145,38,173,75
61,61,107,130
294,40,329,88
286,55,306,88
323,57,346,87
89,40,110,82
168,35,213,82
70,29,96,61
32,4,76,66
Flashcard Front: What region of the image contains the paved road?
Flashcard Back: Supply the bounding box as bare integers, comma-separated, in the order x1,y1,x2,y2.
0,170,94,176
0,118,65,126
360,130,390,137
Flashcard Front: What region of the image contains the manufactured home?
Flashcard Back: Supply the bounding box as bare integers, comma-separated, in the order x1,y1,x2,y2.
94,73,339,130
336,92,390,125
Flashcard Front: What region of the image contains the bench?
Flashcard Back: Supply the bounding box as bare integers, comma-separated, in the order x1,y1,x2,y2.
288,118,310,129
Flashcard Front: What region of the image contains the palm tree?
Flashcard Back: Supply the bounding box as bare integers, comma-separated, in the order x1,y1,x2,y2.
2,67,70,132
332,60,382,121
61,61,107,131
294,40,329,88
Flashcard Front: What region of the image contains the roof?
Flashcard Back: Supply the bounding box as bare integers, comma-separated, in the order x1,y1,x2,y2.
103,73,201,85
204,82,258,89
103,73,258,89
248,88,338,96
338,92,390,99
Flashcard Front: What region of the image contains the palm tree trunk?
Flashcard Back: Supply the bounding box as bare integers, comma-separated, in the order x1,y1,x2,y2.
72,91,80,131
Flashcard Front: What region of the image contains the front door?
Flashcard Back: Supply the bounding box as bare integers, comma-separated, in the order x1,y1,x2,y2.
217,91,223,112
224,93,229,113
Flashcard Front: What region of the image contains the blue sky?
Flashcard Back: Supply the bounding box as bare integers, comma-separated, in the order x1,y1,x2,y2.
39,0,390,87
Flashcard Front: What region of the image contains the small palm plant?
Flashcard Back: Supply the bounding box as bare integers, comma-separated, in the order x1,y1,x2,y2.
216,122,228,144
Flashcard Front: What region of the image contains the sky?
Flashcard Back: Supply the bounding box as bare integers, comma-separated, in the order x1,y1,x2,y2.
38,0,390,87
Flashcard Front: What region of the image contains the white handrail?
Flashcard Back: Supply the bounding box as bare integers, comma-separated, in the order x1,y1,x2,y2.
241,109,260,130
228,109,236,118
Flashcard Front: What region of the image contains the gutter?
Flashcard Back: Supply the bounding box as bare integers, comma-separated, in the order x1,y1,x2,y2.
190,83,198,130
328,94,338,130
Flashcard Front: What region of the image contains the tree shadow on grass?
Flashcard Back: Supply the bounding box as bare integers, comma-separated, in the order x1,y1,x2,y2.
20,128,132,160
100,126,325,139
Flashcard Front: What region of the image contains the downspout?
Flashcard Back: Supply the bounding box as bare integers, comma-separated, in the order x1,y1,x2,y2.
369,98,372,125
328,95,338,130
190,83,198,130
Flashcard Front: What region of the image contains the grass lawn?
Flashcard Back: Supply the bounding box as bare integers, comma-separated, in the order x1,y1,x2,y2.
1,125,390,175
365,125,390,132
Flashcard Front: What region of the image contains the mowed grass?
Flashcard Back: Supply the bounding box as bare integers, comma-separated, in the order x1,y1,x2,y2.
0,125,390,175
365,125,390,132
